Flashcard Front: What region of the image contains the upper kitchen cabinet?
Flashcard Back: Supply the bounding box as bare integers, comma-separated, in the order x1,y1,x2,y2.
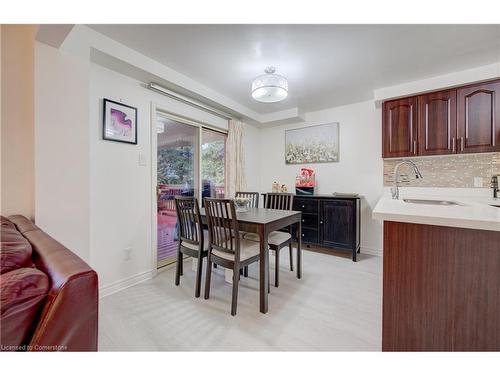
457,80,500,153
382,97,418,158
417,90,457,156
382,78,500,158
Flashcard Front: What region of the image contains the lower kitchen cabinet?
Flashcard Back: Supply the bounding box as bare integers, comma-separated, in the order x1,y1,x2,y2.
292,195,361,261
382,221,500,351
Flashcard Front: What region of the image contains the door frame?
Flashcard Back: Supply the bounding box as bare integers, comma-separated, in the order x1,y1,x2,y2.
150,102,228,271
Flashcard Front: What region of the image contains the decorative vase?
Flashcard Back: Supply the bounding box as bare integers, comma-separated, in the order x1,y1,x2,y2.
272,181,280,193
234,197,250,212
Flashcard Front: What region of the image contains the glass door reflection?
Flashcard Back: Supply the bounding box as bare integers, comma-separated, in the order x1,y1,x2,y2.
201,128,227,199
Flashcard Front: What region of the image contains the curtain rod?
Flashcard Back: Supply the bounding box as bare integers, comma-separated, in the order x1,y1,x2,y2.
147,82,234,121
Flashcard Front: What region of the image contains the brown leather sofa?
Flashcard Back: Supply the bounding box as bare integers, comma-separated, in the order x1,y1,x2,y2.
0,215,98,351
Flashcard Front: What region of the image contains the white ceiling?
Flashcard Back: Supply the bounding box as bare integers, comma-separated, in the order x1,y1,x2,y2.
89,24,500,115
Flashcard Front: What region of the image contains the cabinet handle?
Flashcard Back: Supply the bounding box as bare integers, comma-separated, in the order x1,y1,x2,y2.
320,220,323,224
452,137,456,152
302,219,305,222
302,233,305,237
301,205,305,208
460,137,464,151
413,140,417,155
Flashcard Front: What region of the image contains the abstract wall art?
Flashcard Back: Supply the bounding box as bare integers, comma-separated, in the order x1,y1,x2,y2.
285,123,339,164
103,98,138,144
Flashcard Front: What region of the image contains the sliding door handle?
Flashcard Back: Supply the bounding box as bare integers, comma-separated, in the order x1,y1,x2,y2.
413,140,417,155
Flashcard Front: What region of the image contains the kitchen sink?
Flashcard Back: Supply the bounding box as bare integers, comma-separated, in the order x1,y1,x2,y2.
403,198,460,206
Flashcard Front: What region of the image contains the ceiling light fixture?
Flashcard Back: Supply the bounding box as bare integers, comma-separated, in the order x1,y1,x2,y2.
251,66,288,103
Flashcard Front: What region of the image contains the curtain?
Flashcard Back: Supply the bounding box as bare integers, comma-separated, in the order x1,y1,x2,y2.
226,119,246,198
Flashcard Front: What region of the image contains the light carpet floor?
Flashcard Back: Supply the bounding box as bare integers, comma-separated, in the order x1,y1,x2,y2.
98,249,382,351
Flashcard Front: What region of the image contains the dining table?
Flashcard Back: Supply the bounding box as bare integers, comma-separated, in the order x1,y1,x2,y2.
199,207,302,314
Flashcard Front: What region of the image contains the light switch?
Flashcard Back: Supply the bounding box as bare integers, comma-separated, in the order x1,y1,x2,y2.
138,153,147,166
473,177,483,188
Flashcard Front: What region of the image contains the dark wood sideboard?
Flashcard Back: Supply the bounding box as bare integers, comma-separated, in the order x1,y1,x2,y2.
290,195,361,261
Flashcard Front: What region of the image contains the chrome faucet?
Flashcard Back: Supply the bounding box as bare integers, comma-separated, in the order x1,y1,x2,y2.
492,175,499,199
391,160,423,200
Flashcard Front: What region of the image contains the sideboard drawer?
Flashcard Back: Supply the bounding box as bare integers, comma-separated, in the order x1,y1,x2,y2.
300,228,319,244
300,213,318,228
293,198,319,213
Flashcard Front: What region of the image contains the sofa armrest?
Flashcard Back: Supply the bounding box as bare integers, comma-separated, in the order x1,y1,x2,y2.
8,216,98,351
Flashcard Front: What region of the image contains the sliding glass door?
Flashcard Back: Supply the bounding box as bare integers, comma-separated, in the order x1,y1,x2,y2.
155,113,227,268
156,115,199,267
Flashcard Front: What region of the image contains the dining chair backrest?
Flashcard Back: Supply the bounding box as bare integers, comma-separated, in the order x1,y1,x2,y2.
204,198,241,260
174,196,203,249
264,193,294,211
235,191,260,208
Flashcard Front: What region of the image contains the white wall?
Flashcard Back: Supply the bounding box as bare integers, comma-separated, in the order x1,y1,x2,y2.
258,101,384,254
1,25,36,219
34,41,91,261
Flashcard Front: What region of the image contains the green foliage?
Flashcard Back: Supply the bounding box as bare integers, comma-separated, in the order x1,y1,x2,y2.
201,140,225,185
158,146,194,185
157,140,225,186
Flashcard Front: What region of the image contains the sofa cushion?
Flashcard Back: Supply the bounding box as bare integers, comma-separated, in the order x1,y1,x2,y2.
1,216,16,231
0,268,49,350
1,223,33,275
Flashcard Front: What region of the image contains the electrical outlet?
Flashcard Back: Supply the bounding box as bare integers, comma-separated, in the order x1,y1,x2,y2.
473,177,483,188
124,247,132,261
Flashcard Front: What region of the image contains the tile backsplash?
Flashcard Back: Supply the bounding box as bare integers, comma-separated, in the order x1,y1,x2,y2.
383,152,500,188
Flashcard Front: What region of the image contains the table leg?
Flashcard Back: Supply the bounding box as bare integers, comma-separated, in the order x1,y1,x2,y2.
259,225,268,313
297,220,302,279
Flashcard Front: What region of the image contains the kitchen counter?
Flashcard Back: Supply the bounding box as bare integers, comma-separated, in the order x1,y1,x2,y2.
373,194,500,232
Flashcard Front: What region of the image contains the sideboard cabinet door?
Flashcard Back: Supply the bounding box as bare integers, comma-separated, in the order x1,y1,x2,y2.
320,200,355,250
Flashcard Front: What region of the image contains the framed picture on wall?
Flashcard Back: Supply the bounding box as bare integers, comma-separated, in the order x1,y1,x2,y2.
285,122,339,164
102,98,138,144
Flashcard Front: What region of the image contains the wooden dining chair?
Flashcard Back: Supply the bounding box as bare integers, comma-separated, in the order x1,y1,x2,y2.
246,193,294,287
204,198,261,316
235,191,260,208
174,196,207,298
235,191,259,277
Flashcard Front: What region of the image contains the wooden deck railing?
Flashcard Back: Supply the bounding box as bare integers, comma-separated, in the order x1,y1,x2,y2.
158,183,226,212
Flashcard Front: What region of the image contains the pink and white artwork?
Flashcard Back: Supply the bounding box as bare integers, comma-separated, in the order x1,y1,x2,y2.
103,99,137,144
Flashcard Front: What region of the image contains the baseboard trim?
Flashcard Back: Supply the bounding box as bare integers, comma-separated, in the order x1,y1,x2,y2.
99,269,154,298
360,246,382,257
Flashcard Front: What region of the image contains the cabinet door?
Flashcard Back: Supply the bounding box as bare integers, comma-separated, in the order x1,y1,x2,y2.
457,80,500,153
418,90,457,155
382,97,418,158
320,200,354,250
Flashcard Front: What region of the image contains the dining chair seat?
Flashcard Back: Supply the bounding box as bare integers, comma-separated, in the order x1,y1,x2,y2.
245,230,292,245
268,231,292,245
242,232,259,242
212,238,260,261
181,230,209,251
